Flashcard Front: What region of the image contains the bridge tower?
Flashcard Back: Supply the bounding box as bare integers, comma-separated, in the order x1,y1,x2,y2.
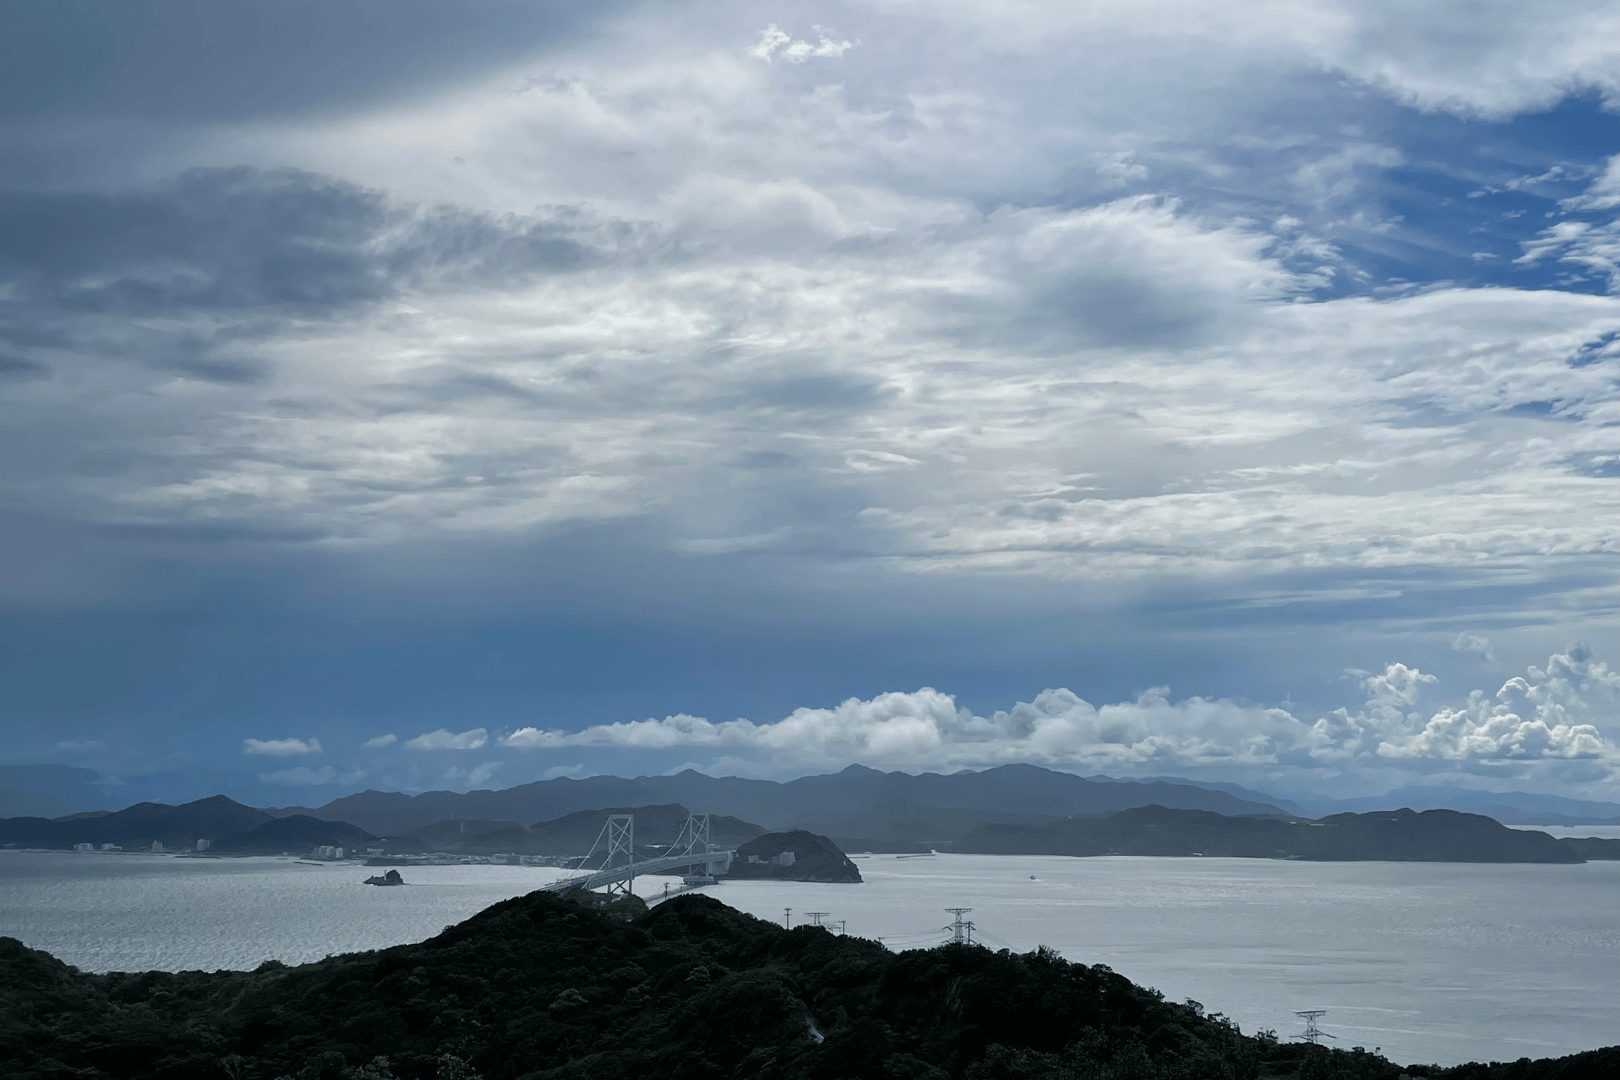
604,813,635,898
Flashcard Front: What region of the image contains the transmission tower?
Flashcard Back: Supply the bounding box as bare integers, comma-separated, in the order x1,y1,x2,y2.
603,814,635,898
807,911,830,927
783,907,792,928
834,920,846,935
944,907,975,945
1294,1010,1336,1046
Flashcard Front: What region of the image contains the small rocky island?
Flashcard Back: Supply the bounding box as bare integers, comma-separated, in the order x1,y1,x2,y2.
362,868,404,886
726,830,862,882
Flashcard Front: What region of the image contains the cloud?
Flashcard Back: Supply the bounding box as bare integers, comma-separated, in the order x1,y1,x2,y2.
11,0,1620,798
242,737,322,757
752,24,855,64
1452,633,1495,662
361,733,398,749
259,765,367,786
441,762,502,789
403,727,489,751
502,646,1620,776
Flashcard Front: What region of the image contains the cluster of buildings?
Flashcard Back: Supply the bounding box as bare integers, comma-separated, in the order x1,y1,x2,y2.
311,845,347,860
71,838,213,853
746,850,797,867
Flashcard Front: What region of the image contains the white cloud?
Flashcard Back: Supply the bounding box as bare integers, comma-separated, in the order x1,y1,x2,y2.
260,765,367,786
403,727,489,751
752,24,856,64
242,737,322,757
361,733,398,749
502,646,1620,778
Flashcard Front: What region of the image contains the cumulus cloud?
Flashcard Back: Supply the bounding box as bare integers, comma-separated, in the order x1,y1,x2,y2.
260,765,367,786
403,727,489,751
502,647,1620,776
242,737,322,757
361,733,398,749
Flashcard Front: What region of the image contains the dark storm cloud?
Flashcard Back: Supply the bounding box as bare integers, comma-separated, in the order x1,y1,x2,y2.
0,1,634,124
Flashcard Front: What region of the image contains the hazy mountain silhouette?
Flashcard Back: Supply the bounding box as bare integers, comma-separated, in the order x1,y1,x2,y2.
298,763,1286,842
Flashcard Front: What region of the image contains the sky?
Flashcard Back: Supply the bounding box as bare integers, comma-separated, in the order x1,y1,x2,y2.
8,1,1620,808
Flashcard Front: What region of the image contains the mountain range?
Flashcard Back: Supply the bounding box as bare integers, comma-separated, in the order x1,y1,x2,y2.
291,763,1286,845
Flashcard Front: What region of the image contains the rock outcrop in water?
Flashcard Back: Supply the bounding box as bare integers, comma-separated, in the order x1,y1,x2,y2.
362,868,404,886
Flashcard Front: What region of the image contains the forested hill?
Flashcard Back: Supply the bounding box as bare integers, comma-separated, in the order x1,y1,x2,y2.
3,890,1617,1080
954,806,1593,862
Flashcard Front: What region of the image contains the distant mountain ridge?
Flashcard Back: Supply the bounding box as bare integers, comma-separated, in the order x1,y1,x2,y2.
954,805,1603,863
0,795,272,850
297,763,1287,843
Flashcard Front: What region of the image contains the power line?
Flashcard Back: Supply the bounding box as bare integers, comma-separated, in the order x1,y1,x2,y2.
944,907,975,945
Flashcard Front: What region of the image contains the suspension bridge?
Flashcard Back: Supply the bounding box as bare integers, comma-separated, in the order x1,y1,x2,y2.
542,812,734,897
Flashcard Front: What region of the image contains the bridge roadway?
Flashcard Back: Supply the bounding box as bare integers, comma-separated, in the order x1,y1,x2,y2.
541,848,734,894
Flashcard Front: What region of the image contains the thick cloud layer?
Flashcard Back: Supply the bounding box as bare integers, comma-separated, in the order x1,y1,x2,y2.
9,3,1620,797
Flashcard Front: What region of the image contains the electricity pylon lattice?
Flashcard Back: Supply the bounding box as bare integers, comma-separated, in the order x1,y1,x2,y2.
1294,1010,1336,1046
945,907,975,945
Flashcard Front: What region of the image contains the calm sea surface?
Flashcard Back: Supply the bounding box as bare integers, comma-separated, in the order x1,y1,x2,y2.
3,850,1618,1068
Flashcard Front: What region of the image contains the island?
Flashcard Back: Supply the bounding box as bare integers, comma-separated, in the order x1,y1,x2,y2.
726,829,863,882
362,869,404,886
953,805,1588,862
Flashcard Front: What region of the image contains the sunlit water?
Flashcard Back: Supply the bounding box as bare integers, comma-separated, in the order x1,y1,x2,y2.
3,851,1618,1068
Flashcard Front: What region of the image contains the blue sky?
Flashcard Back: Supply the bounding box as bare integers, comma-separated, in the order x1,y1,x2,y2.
7,1,1620,807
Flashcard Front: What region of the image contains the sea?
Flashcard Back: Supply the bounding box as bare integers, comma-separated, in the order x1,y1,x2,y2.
4,844,1620,1068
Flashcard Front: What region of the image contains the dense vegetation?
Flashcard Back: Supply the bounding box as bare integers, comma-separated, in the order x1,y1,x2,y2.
730,830,864,882
3,889,1616,1080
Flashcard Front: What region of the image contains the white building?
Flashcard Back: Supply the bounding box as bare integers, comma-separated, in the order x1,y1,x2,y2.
74,842,94,852
195,838,210,852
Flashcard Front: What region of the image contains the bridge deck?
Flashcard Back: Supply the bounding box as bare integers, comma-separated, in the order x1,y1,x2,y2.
542,848,733,894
